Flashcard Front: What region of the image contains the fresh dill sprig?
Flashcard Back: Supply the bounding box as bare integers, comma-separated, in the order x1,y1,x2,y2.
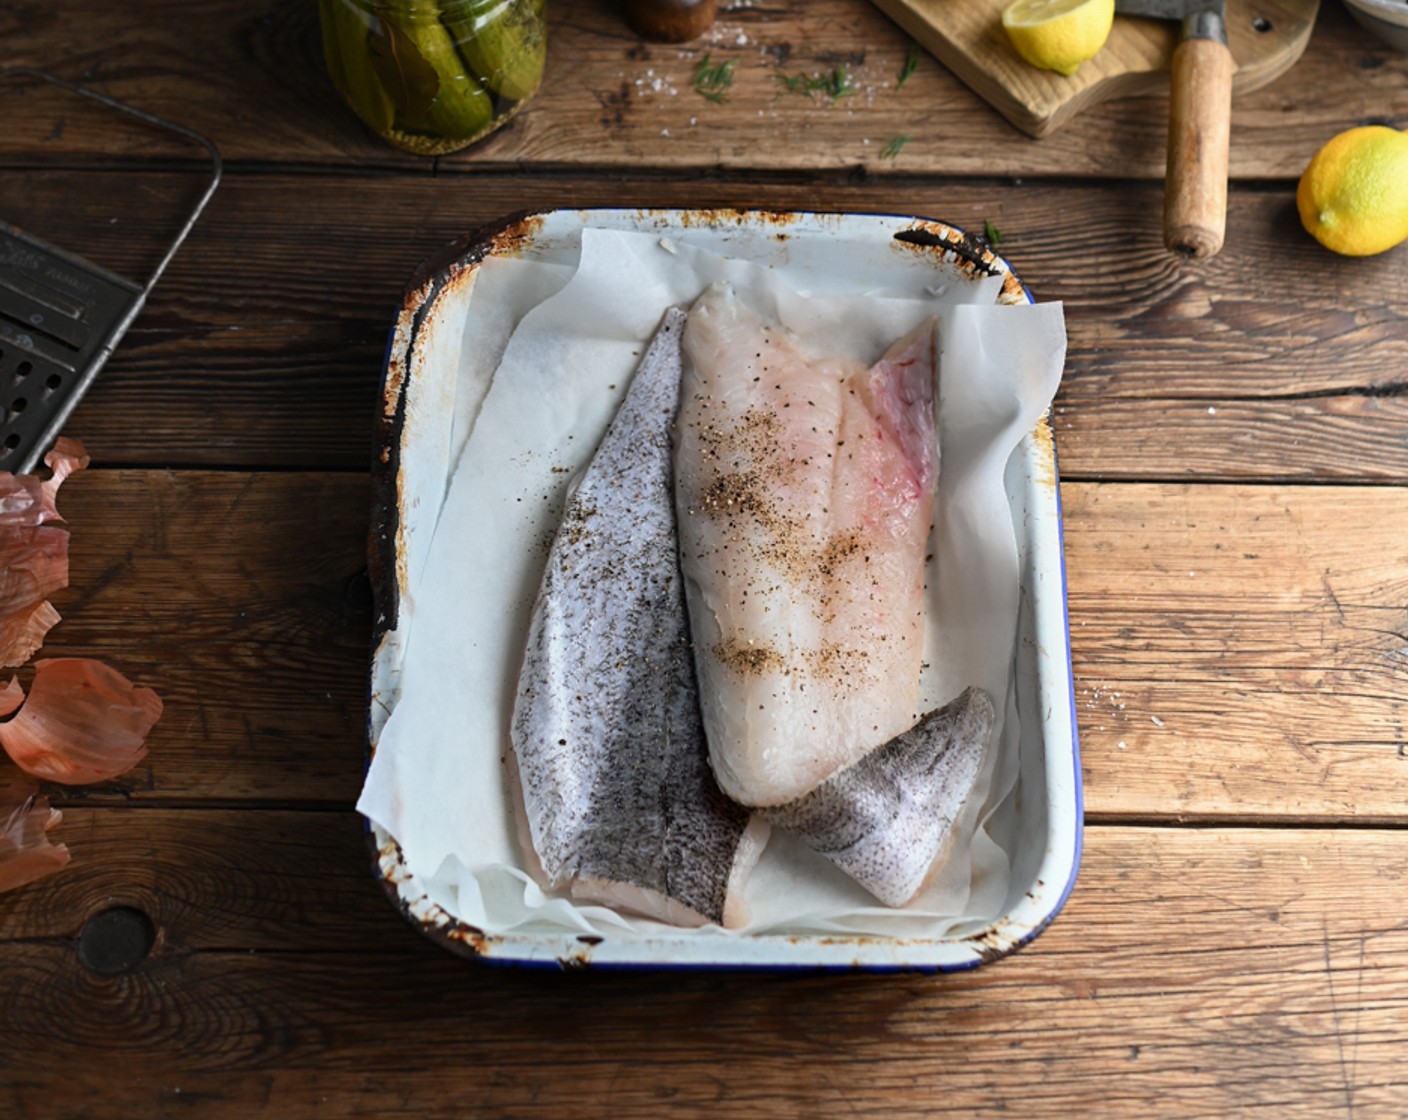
773,65,856,103
692,53,736,104
880,134,912,159
822,65,857,101
897,47,920,88
983,219,1004,245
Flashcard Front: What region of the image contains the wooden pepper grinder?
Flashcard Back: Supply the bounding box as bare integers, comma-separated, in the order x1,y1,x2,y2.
624,0,718,42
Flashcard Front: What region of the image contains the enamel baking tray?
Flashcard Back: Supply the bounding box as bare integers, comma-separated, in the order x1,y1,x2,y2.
367,208,1082,970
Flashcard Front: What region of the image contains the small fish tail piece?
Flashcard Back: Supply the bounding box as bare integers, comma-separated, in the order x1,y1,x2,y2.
759,687,995,907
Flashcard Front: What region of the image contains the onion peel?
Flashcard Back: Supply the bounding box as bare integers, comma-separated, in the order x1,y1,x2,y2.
0,779,72,893
0,675,25,718
0,600,62,671
0,659,162,785
0,437,88,528
0,441,86,667
43,438,91,498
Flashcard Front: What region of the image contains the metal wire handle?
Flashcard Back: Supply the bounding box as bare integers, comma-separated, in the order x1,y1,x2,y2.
0,67,223,292
0,68,222,471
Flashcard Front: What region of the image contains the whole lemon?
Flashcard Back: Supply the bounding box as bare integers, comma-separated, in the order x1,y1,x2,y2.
1297,125,1408,257
1001,0,1115,78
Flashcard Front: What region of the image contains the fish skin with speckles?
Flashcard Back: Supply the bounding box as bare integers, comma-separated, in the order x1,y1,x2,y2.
761,686,993,906
511,308,767,930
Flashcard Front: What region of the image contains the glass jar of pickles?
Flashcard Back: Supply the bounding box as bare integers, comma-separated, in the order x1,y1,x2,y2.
318,0,546,155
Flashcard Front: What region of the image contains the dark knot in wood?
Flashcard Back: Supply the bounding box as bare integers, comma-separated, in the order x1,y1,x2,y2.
78,906,156,975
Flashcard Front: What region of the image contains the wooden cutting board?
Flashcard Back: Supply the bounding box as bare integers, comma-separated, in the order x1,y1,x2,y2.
870,0,1320,137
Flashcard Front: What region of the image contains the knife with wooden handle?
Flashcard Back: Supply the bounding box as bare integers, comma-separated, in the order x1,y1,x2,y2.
1116,0,1235,259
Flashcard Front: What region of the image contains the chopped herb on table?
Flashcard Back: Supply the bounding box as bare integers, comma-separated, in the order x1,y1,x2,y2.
774,66,856,102
984,219,1005,244
880,135,912,159
693,53,736,103
898,47,920,88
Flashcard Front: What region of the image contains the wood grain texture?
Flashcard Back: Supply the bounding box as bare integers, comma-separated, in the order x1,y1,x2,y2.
870,0,1313,137
1,172,1402,479
22,470,1408,823
44,470,373,805
1064,483,1408,822
2,815,1407,1117
0,810,402,949
0,0,1401,178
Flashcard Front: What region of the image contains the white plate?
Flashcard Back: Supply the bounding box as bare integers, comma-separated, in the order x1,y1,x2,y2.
367,208,1082,970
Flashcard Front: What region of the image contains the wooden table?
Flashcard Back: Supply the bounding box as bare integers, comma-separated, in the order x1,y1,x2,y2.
3,1,1406,1115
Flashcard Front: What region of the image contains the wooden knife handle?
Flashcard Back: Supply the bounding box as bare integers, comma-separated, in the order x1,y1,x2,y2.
1164,36,1235,260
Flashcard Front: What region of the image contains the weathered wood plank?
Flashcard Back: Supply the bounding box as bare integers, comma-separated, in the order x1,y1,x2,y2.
29,471,1408,821
1052,396,1408,485
3,172,1403,478
0,809,400,949
1064,483,1408,822
44,470,372,804
2,818,1405,1117
0,0,1401,179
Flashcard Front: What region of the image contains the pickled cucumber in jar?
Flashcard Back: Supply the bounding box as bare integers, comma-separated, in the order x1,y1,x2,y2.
441,0,546,103
318,0,546,155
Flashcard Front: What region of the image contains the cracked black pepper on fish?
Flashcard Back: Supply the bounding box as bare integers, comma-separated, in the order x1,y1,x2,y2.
511,287,996,923
510,308,767,929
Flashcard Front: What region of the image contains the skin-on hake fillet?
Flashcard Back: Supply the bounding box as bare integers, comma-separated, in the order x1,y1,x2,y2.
761,686,993,907
675,283,942,808
511,308,769,929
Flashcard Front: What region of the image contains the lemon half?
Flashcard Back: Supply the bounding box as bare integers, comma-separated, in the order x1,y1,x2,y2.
1001,0,1115,78
1297,125,1408,257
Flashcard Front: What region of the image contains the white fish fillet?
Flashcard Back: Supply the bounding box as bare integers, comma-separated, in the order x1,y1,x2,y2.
511,308,768,929
760,686,993,906
674,283,940,807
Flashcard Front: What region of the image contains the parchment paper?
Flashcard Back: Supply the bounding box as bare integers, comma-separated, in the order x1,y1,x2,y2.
359,226,1066,938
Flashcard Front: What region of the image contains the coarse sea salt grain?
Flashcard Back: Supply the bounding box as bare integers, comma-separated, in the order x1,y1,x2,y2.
634,69,679,97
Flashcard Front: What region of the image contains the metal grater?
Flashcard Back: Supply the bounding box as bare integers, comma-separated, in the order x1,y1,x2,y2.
0,68,221,474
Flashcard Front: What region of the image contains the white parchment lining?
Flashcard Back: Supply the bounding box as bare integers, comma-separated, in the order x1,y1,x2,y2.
360,227,1066,938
